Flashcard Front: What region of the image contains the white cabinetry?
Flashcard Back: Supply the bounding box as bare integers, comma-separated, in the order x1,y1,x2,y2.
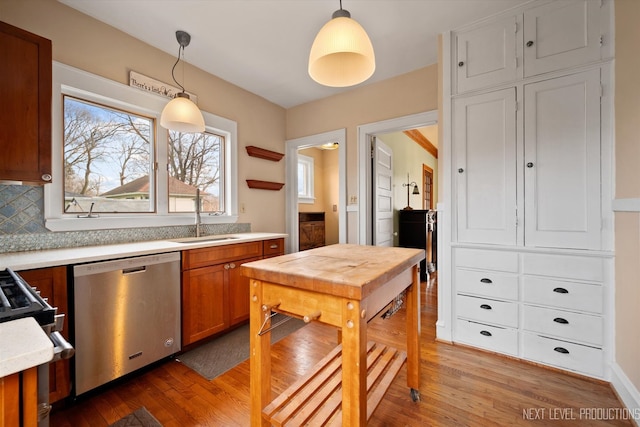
448,0,612,379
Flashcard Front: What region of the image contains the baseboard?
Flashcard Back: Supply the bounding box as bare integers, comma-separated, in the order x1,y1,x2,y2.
611,362,640,426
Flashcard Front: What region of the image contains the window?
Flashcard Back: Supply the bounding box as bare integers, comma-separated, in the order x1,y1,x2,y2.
45,62,238,231
297,154,314,204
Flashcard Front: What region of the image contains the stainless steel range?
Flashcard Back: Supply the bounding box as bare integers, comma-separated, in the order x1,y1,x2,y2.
0,268,74,427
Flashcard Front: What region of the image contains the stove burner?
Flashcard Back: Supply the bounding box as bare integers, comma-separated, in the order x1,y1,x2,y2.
0,269,56,326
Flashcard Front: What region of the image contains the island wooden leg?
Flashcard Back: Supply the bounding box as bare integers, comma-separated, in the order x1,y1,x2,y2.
250,279,271,427
406,264,421,401
341,299,367,426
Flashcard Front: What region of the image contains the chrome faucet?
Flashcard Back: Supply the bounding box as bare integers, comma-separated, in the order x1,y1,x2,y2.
195,188,202,237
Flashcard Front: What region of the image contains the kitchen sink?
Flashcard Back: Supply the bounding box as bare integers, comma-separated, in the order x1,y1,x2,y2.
171,236,240,244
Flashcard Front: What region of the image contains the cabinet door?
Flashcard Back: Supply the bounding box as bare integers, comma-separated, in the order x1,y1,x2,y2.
524,69,601,249
523,0,602,77
0,22,52,183
182,264,228,346
454,88,517,245
228,256,260,327
455,14,520,93
17,266,70,403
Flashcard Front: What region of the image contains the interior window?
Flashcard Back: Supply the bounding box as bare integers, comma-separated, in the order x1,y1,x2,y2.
297,154,314,204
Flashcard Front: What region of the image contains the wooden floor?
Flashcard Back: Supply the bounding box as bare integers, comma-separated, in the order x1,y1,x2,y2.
51,276,631,426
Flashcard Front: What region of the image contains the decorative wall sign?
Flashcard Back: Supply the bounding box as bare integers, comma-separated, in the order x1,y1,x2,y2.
129,70,198,103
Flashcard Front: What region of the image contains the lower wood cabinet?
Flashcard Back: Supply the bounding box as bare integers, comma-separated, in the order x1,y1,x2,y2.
181,238,285,346
16,266,71,404
299,212,325,251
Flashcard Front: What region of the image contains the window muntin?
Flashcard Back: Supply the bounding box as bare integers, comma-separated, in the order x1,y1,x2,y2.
297,154,314,204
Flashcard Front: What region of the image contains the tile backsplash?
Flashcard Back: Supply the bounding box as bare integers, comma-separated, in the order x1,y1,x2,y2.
0,184,250,253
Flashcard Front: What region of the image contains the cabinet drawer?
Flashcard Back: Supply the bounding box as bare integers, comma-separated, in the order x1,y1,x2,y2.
522,332,603,378
263,238,284,257
456,295,518,328
523,276,602,314
455,248,518,273
455,268,518,300
523,305,602,346
455,319,518,356
522,253,604,282
182,241,263,270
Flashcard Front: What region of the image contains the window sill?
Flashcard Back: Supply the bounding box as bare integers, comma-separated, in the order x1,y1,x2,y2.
298,197,315,204
45,214,238,232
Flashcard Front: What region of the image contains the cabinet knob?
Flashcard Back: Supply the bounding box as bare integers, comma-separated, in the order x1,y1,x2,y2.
480,304,492,310
229,263,236,269
553,346,570,354
458,168,464,173
480,278,493,284
553,317,569,325
458,61,464,67
224,264,230,270
553,287,569,294
480,330,492,337
526,162,534,168
41,173,52,182
526,40,534,47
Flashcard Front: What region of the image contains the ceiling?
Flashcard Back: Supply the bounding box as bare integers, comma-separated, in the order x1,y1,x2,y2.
59,0,530,109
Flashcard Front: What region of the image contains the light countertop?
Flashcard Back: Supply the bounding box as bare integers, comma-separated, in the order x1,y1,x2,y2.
0,317,54,378
0,232,287,271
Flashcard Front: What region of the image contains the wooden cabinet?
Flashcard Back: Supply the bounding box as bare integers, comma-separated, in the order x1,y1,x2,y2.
299,212,325,251
0,21,52,184
1,368,38,427
454,88,517,246
17,266,71,403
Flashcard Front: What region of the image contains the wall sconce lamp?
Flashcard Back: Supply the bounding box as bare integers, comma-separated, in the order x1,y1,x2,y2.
160,30,205,133
308,0,375,87
402,173,420,211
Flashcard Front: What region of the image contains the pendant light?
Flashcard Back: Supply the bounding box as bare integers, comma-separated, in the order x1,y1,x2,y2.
160,30,205,133
308,0,375,87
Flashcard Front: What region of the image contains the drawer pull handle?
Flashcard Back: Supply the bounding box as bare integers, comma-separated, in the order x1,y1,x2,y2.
480,330,492,337
480,278,493,284
270,244,278,249
553,287,569,294
554,346,570,354
553,317,569,324
480,304,492,310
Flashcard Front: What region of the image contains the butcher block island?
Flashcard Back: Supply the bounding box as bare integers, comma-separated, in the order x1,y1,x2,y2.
241,244,424,427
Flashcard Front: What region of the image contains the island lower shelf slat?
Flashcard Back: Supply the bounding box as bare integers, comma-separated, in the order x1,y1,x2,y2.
262,341,407,426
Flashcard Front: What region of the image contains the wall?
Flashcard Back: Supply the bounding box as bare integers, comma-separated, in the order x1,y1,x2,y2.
0,0,286,249
614,0,640,406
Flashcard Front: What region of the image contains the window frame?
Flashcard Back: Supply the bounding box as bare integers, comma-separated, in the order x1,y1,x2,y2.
297,154,315,204
45,62,238,231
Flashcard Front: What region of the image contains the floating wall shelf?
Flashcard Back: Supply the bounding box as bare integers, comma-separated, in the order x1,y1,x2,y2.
246,146,284,162
246,180,285,191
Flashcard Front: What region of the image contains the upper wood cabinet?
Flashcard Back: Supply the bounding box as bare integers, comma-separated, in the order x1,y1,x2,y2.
453,0,609,94
0,21,52,184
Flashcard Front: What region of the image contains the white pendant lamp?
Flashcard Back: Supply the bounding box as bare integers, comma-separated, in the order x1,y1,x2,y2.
160,30,205,133
308,0,375,87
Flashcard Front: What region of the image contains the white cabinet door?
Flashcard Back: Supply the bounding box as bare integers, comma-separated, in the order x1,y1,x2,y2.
454,88,517,245
523,0,602,77
524,69,601,249
455,14,520,93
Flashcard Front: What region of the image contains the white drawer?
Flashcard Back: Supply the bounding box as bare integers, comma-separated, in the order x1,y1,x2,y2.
455,319,518,356
523,277,603,314
456,268,518,300
523,305,603,346
522,332,604,378
522,253,604,283
456,294,518,328
455,248,518,273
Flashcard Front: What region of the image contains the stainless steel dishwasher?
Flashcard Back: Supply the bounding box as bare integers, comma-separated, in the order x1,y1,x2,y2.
72,252,181,395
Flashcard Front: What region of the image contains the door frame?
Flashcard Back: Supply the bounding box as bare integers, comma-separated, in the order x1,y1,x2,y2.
285,129,347,254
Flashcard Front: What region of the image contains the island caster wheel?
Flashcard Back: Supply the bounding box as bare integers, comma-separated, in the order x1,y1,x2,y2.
410,388,420,402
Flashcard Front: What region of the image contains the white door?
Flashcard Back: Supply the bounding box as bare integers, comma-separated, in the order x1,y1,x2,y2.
454,88,517,245
372,137,393,247
523,0,602,77
524,68,601,250
455,14,520,94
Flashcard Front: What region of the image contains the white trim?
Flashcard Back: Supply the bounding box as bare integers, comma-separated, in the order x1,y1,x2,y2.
45,62,237,231
613,199,640,212
285,129,346,254
611,363,640,426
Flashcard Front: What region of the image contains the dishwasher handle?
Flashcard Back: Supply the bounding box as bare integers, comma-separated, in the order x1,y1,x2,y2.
122,266,147,275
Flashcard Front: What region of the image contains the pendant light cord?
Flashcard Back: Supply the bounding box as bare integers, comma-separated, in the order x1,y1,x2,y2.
170,45,186,93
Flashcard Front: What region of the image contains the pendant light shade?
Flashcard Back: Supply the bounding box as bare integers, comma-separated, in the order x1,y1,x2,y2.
309,6,375,87
161,92,205,133
160,30,205,133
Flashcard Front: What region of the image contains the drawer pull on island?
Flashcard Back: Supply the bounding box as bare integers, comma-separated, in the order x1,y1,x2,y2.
480,330,492,337
480,304,492,310
554,346,570,354
553,287,569,294
480,278,493,284
553,317,569,324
